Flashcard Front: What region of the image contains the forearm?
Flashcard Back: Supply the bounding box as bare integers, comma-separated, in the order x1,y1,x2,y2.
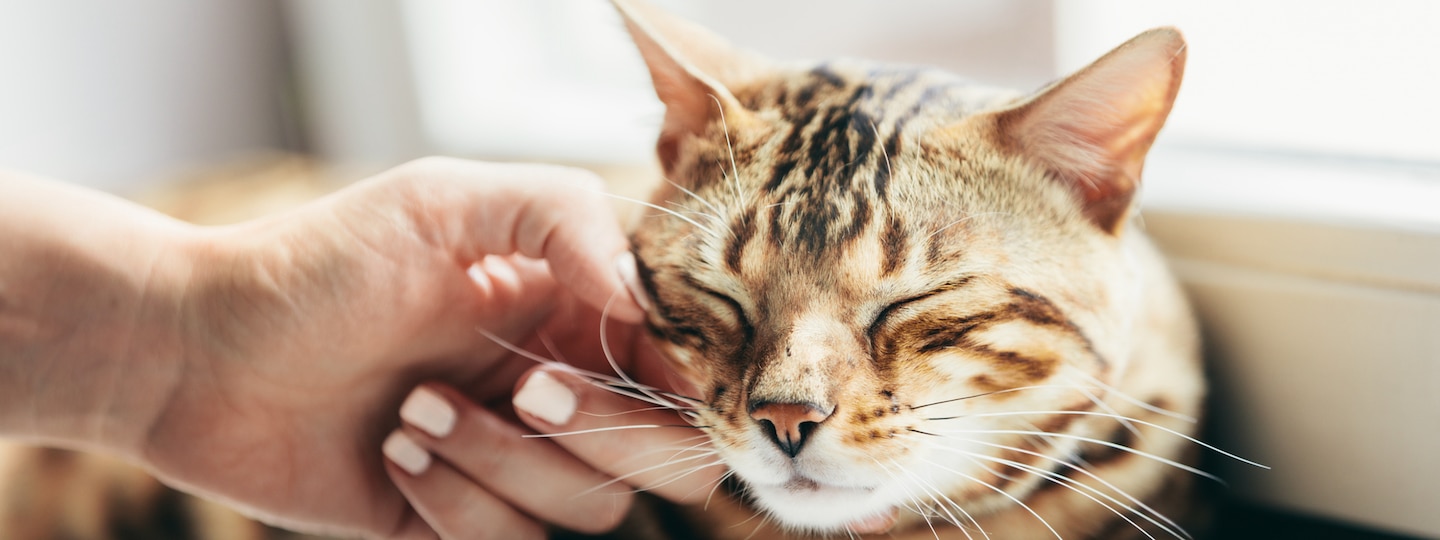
0,171,197,459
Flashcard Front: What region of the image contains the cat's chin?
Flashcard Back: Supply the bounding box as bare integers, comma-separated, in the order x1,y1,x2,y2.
746,477,893,532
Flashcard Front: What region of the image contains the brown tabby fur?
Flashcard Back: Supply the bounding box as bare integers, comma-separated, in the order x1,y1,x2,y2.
615,0,1205,538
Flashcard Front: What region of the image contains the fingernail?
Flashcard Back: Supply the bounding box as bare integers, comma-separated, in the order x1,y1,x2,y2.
400,387,456,438
383,431,431,475
614,252,652,313
513,371,577,425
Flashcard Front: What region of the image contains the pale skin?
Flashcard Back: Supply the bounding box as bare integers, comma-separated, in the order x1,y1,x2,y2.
0,157,721,539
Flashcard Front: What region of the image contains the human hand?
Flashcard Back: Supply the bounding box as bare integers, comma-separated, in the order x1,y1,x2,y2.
381,319,725,539
133,157,655,537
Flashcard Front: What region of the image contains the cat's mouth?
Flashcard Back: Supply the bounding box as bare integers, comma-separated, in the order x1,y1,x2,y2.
779,475,872,494
744,473,897,532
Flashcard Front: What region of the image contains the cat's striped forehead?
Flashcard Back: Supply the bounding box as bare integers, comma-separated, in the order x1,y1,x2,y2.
669,61,1030,281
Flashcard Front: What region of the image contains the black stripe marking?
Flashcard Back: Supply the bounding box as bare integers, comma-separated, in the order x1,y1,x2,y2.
880,212,907,276
725,207,756,273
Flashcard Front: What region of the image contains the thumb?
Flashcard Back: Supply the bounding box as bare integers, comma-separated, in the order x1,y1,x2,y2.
389,157,647,323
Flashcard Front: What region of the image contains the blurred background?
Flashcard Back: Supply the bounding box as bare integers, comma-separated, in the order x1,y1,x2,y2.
6,0,1435,194
0,1,1436,539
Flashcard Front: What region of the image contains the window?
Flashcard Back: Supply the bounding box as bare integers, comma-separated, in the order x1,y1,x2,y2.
1057,0,1440,164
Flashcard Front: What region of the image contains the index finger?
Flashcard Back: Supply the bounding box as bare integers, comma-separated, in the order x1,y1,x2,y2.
384,157,646,323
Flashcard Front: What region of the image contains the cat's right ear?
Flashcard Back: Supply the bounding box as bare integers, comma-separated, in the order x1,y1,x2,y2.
984,27,1186,235
612,0,766,169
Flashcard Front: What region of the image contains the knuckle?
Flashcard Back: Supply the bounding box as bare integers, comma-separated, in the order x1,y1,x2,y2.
456,412,522,476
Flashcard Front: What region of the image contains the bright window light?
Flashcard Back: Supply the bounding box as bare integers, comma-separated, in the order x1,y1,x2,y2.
1056,0,1440,164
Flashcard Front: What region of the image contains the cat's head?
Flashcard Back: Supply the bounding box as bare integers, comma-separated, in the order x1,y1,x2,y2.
616,0,1186,532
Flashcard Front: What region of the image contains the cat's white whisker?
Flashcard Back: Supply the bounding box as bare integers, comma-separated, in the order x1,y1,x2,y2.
953,448,1172,540
963,438,1189,539
663,175,728,223
536,331,569,366
575,449,723,497
871,119,894,188
961,452,1162,540
683,465,730,502
475,325,706,421
523,424,689,438
676,208,726,226
923,457,1062,540
761,199,799,210
731,506,771,540
578,405,710,418
475,326,654,393
881,469,950,540
937,410,1267,469
584,382,705,417
874,458,951,540
701,469,737,510
666,199,726,227
886,457,984,540
587,188,722,238
631,442,718,467
598,291,691,413
612,435,713,461
922,211,1012,243
927,428,1228,483
709,94,748,211
474,326,564,367
1076,371,1198,423
1075,384,1145,440
912,384,1094,412
631,457,729,495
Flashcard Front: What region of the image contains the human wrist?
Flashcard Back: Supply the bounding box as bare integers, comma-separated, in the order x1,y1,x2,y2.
0,174,200,460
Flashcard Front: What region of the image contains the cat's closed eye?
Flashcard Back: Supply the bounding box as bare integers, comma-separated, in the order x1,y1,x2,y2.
867,281,970,338
692,284,749,333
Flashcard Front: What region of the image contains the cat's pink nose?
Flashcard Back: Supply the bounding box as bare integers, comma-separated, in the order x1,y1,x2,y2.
749,402,834,458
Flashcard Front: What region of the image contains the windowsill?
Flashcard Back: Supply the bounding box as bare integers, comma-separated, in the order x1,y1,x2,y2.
1142,146,1440,231
1140,146,1440,293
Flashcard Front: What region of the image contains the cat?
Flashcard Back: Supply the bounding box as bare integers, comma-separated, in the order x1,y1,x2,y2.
611,0,1224,538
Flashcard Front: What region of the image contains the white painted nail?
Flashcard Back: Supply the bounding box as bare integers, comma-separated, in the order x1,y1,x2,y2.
614,252,652,312
400,387,456,438
513,371,577,426
383,431,431,476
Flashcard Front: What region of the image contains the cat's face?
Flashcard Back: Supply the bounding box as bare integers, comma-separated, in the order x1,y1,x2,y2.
618,0,1185,532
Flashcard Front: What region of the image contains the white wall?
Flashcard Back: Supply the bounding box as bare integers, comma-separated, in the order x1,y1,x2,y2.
395,0,1055,164
0,0,290,194
1056,0,1440,163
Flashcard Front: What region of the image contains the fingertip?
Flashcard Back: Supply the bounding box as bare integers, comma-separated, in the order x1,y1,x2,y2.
400,386,457,439
611,251,651,322
554,246,647,325
513,368,580,427
383,430,432,476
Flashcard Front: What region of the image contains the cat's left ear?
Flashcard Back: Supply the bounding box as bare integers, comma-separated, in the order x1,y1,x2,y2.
612,0,768,171
991,27,1186,234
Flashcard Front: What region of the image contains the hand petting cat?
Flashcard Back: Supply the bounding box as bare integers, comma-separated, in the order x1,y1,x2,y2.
0,157,705,539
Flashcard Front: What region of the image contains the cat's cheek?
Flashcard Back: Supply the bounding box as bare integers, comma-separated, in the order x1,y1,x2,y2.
651,343,708,387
